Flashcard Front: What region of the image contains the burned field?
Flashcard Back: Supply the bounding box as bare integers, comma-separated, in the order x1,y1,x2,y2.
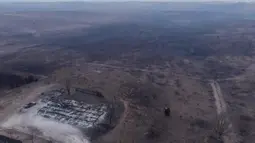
1,2,255,143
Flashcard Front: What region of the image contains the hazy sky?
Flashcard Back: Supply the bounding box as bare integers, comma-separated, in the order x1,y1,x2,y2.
0,0,254,2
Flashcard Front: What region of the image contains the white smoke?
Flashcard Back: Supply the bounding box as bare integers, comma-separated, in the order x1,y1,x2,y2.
1,102,90,143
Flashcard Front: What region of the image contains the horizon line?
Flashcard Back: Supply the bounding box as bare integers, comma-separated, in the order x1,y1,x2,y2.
0,0,254,3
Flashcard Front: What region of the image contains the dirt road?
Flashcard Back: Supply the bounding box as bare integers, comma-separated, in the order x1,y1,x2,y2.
210,80,227,114
210,80,239,143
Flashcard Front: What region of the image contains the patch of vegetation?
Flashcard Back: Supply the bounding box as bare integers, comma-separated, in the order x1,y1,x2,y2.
238,116,253,137
190,118,211,129
118,82,161,107
0,73,38,89
239,115,254,122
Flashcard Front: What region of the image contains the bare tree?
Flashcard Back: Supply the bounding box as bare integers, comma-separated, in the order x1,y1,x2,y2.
65,79,71,96
55,67,74,95
109,95,117,125
47,138,54,143
29,127,41,143
6,129,14,139
214,116,228,140
207,114,229,143
30,131,35,143
118,82,140,99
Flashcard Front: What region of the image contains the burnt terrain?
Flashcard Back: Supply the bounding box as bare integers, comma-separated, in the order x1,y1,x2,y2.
0,2,255,143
